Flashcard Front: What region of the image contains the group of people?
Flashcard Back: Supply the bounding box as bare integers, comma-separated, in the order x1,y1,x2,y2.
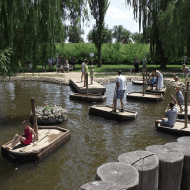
133,56,147,73
42,56,76,72
81,59,94,86
112,65,187,128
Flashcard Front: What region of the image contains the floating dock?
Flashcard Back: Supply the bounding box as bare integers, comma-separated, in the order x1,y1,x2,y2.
1,126,70,161
69,79,106,95
146,86,167,94
155,121,190,136
127,92,163,102
89,105,137,121
132,80,156,85
70,93,106,102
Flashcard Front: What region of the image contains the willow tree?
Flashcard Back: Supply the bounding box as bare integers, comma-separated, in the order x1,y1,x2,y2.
0,0,66,73
159,0,190,59
125,0,171,68
88,0,110,67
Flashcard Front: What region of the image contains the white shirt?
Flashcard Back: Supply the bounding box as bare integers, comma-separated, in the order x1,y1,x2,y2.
166,106,178,126
81,62,85,69
116,75,126,90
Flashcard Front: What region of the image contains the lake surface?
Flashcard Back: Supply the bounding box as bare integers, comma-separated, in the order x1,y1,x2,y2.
0,81,186,190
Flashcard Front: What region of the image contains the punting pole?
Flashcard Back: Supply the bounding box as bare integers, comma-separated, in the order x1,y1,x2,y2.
31,97,38,140
156,76,158,90
184,91,188,128
86,73,88,96
146,68,148,84
186,82,189,91
143,74,145,96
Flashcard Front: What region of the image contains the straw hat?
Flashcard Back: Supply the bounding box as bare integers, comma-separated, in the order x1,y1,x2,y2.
91,65,94,68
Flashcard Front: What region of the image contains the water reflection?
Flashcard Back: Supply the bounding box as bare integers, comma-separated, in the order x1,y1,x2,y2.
0,81,187,190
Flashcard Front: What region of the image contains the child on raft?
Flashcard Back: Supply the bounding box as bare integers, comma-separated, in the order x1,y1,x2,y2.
6,120,37,150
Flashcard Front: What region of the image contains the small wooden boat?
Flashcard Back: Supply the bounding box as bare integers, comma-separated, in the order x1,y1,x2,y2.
1,126,70,161
146,86,167,94
1,97,70,162
89,105,137,121
70,93,106,102
177,105,190,120
127,92,163,102
155,120,190,136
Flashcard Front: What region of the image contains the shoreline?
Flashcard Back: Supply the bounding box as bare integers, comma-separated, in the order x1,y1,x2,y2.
0,72,186,90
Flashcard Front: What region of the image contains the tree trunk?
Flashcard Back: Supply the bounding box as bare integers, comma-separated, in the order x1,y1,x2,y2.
158,39,168,69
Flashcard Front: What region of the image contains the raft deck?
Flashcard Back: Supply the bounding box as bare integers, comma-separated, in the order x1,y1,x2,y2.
1,126,70,161
146,86,167,94
89,105,137,121
132,80,156,85
156,121,190,136
127,92,163,102
69,79,106,95
70,93,106,102
177,105,190,120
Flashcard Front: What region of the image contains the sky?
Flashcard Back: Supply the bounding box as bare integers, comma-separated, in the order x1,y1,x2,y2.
81,1,140,42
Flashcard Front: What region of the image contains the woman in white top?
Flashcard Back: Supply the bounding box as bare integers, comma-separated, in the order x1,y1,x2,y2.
152,68,164,89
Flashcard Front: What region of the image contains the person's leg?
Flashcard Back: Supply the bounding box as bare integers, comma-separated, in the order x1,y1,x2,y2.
113,98,117,111
9,134,25,150
120,98,124,112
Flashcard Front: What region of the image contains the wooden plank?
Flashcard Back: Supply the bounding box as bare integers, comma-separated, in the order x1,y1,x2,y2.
70,93,106,102
127,92,163,102
146,87,167,94
89,105,137,121
69,78,106,95
155,121,190,136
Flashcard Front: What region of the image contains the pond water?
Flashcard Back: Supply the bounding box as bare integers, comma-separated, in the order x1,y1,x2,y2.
0,81,187,190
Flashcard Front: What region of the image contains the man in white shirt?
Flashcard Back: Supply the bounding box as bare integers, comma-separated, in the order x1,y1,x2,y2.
111,70,127,113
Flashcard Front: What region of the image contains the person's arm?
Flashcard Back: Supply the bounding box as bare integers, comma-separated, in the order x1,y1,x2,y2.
165,104,170,115
116,81,119,90
29,128,37,141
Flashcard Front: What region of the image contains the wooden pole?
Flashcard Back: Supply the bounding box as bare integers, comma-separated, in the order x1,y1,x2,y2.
164,142,190,190
86,73,88,96
143,74,145,96
186,81,189,91
146,145,184,190
96,162,139,190
118,151,159,190
31,97,38,140
184,91,188,128
146,68,148,84
156,76,158,90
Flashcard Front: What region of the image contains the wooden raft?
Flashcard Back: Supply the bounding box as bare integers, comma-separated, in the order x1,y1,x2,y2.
155,121,190,136
89,105,137,121
70,93,106,102
127,92,163,102
146,86,167,94
69,78,106,95
132,80,156,85
1,126,70,161
177,105,190,120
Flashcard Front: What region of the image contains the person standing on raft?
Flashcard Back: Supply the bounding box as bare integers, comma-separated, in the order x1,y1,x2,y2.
111,70,127,113
6,120,37,150
181,64,190,84
155,99,178,127
151,68,164,90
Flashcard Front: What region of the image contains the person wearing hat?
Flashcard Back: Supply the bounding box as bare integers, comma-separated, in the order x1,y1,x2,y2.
181,64,190,84
173,74,179,82
90,65,94,84
175,86,184,113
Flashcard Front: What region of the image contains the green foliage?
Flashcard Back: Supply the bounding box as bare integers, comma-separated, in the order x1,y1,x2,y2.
45,105,54,111
112,25,131,43
0,48,12,77
159,0,190,58
88,0,110,66
56,43,150,65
